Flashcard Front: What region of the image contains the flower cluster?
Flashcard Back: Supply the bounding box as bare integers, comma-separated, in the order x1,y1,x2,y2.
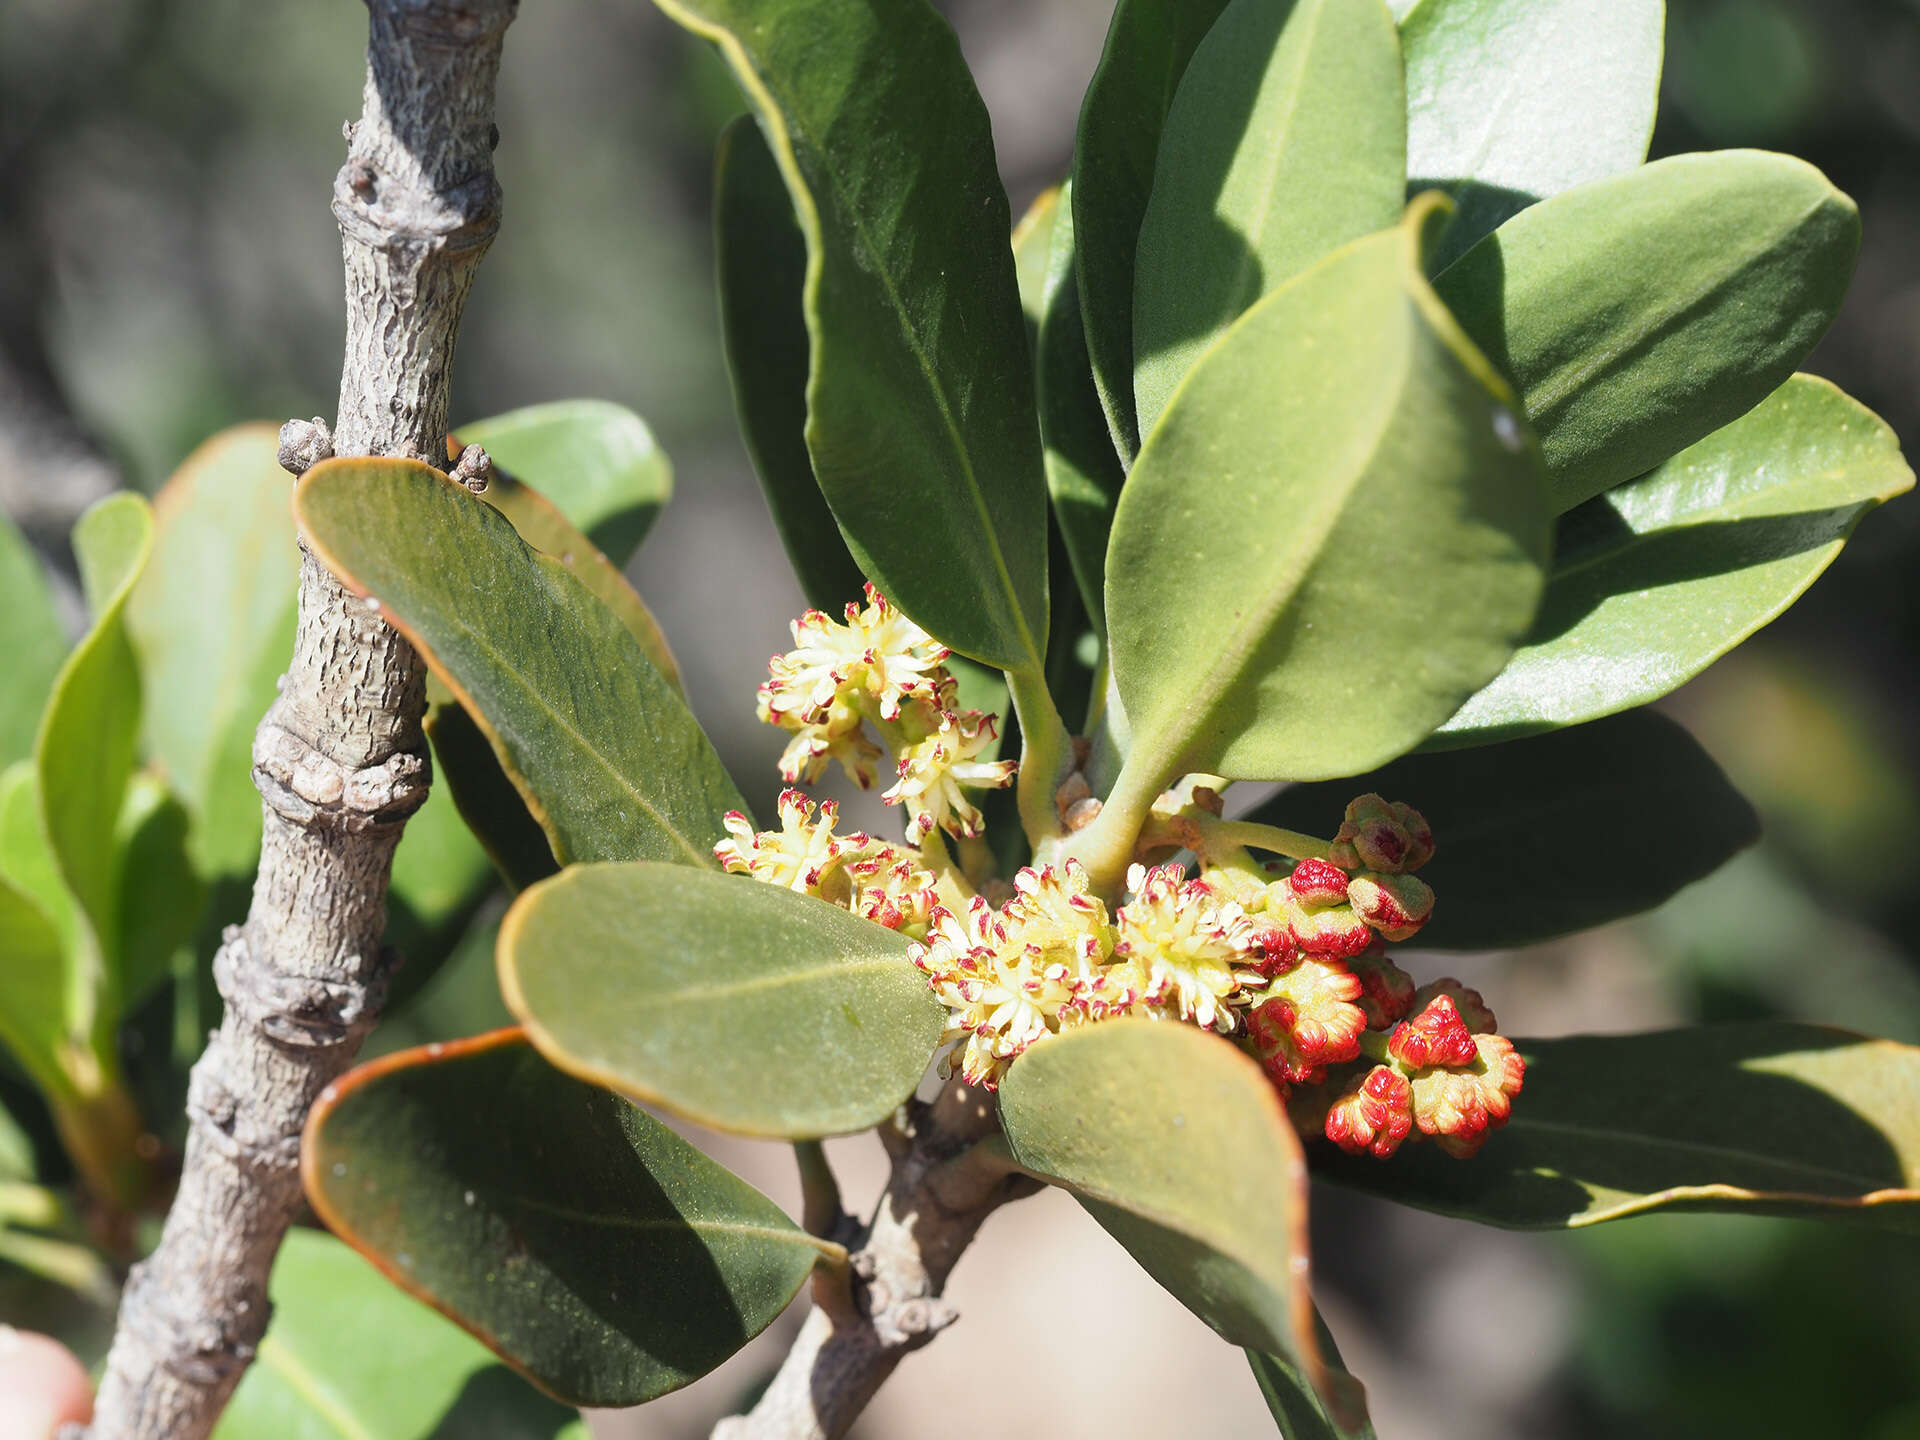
1211,795,1523,1161
755,585,1015,840
715,790,938,941
907,858,1278,1088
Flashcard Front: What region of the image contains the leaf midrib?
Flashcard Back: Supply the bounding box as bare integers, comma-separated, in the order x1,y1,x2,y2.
254,1333,377,1440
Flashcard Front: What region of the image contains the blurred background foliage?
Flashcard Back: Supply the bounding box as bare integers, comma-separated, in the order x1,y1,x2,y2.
2,0,1918,1435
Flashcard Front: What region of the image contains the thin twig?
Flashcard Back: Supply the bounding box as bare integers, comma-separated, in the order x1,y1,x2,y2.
714,1083,1040,1440
80,5,516,1436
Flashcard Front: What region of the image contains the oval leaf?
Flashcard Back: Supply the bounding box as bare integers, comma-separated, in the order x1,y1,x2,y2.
499,863,944,1138
0,508,66,770
1250,708,1758,949
1106,205,1548,792
217,1227,586,1440
1132,0,1407,436
112,773,202,1012
0,867,70,1102
1250,1309,1375,1440
296,459,744,868
304,1029,823,1407
455,399,671,566
1313,1024,1920,1231
713,114,866,614
1404,0,1665,268
1039,181,1127,634
38,492,153,1011
658,0,1048,672
999,1020,1339,1415
128,426,299,879
1436,375,1915,744
1436,149,1860,515
1073,0,1236,464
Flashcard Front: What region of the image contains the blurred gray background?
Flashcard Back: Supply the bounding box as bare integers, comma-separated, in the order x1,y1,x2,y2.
5,1,1920,1435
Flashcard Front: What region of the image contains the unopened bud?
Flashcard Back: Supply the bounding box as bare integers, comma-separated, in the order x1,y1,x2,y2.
1346,871,1435,942
1325,1065,1414,1158
1387,993,1479,1070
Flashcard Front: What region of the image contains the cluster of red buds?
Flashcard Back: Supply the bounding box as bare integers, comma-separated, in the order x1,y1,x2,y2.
755,584,1015,841
1218,796,1525,1160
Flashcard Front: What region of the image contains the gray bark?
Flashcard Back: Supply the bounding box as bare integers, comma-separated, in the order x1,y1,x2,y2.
714,1084,1038,1440
81,4,517,1436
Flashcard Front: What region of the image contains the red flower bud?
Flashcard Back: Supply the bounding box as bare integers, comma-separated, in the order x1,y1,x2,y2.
1408,1033,1525,1158
1348,944,1416,1028
1346,871,1435,942
1331,794,1435,874
1387,994,1479,1070
1287,857,1350,906
1325,1065,1413,1158
1245,959,1366,1085
1412,978,1496,1034
1284,898,1374,959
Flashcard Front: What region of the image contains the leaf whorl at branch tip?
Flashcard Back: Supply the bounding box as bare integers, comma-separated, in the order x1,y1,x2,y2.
250,718,430,832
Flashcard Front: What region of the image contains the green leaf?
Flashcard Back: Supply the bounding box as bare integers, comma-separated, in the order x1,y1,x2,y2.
455,399,672,566
422,701,557,895
128,426,300,879
659,0,1049,672
296,459,744,868
713,114,867,614
1249,709,1758,949
1073,0,1236,465
1249,1310,1375,1440
216,1226,587,1439
38,493,153,1024
999,1020,1346,1418
1038,181,1127,634
499,863,943,1138
1313,1024,1920,1232
1403,0,1665,269
1435,150,1860,515
0,864,70,1102
1435,375,1915,744
1132,0,1407,437
304,1029,824,1406
112,773,203,1013
0,508,65,771
471,459,682,691
1012,185,1062,337
1105,203,1548,799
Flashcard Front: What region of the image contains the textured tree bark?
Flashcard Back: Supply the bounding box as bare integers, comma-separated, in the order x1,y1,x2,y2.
714,1084,1039,1440
81,4,517,1437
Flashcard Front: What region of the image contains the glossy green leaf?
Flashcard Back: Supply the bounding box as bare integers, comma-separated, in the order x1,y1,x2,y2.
1000,1020,1342,1415
1073,0,1236,465
1132,0,1407,436
0,866,69,1101
499,863,943,1138
422,701,557,895
713,114,866,614
1038,182,1126,633
0,508,65,770
1012,185,1062,336
1314,1024,1920,1232
1436,150,1860,515
113,773,203,1012
304,1029,824,1408
1106,205,1548,798
456,399,671,566
1249,1310,1375,1440
37,493,152,1019
659,0,1048,672
470,458,682,690
1250,709,1758,948
1435,375,1915,744
216,1226,587,1439
128,425,300,879
1403,0,1665,269
297,460,744,868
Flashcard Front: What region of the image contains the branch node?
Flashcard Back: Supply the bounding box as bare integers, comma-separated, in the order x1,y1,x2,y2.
252,720,430,831
277,417,333,477
449,442,492,493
